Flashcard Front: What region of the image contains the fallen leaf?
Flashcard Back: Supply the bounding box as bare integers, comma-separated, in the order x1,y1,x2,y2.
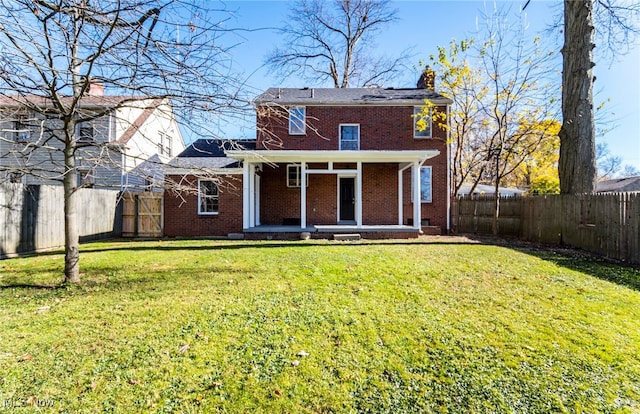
18,353,33,362
178,344,190,353
274,389,282,397
128,379,141,385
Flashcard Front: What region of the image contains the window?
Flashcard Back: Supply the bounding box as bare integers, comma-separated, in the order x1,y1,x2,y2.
286,164,308,187
8,172,23,183
77,169,95,188
414,106,432,138
289,106,305,135
78,124,94,142
14,115,31,142
420,166,432,203
198,180,219,214
158,132,172,157
339,124,359,150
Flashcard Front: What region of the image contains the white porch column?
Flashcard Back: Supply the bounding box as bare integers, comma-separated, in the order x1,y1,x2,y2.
248,163,256,228
398,169,403,225
255,171,261,226
412,162,421,230
356,161,362,228
300,162,307,229
242,161,250,230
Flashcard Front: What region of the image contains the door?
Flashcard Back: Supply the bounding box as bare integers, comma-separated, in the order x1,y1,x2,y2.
339,177,355,222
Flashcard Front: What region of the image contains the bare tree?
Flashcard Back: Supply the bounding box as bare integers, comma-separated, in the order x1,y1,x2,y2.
266,0,408,88
0,0,245,283
558,0,639,193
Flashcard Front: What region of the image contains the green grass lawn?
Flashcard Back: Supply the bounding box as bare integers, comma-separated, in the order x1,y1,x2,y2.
0,238,639,413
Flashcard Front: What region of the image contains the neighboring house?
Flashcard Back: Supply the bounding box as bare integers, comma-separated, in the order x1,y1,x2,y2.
457,183,525,197
0,82,184,190
596,176,640,193
164,72,452,239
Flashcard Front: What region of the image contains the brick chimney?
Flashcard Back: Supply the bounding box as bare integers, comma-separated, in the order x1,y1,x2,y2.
417,67,435,90
87,80,105,96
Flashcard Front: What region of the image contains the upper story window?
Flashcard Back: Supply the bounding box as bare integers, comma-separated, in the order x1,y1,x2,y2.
158,132,172,157
289,106,306,135
339,124,360,150
14,115,31,142
78,123,94,142
198,179,219,215
414,106,432,139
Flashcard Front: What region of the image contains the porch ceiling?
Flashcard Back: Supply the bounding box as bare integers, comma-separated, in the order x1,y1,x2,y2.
225,149,440,164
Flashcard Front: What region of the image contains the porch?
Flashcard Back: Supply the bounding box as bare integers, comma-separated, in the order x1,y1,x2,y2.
225,149,441,234
243,224,423,240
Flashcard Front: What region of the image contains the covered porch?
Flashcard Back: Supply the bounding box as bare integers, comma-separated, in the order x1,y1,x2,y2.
225,150,440,236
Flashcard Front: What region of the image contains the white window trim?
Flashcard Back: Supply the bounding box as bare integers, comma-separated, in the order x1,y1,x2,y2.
410,165,433,203
198,179,219,215
78,123,94,142
158,132,172,157
420,166,432,203
15,115,31,142
289,106,306,135
339,123,360,150
413,106,432,139
286,164,308,187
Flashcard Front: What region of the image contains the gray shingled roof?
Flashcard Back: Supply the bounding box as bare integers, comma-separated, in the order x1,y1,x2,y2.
254,88,452,106
166,138,257,170
596,176,640,192
166,157,240,170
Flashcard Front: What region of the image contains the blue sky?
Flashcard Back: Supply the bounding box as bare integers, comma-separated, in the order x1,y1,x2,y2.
215,0,640,170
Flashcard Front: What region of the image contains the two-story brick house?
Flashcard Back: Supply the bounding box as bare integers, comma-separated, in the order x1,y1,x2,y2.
164,76,452,239
0,83,185,190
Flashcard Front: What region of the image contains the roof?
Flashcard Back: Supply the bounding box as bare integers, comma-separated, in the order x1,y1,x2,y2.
166,139,257,172
596,176,640,192
166,157,242,170
225,149,440,165
457,183,525,197
177,139,256,158
0,94,152,109
254,87,453,106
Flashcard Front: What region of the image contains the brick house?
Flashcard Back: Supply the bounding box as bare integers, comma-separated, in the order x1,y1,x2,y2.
164,75,452,239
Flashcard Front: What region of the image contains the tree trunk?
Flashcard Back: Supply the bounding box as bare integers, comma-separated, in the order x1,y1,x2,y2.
558,0,597,194
63,126,80,283
492,173,500,236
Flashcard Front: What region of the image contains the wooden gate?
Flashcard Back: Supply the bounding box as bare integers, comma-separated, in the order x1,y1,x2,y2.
122,192,163,237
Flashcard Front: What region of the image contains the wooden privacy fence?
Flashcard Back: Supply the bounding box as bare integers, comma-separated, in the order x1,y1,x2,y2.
121,192,163,238
453,193,640,265
0,184,121,258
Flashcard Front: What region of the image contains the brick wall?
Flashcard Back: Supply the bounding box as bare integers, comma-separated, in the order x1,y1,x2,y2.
256,105,447,153
163,174,243,237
